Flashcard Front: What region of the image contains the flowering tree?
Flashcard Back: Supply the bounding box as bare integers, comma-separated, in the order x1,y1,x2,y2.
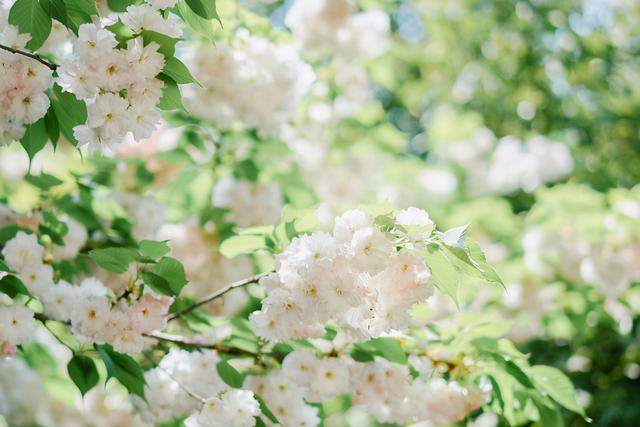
0,0,602,426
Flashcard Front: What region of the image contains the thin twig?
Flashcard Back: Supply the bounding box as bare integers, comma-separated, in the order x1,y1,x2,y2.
145,331,261,357
0,43,57,70
167,271,272,322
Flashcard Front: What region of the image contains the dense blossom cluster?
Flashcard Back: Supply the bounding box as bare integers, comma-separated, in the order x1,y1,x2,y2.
185,33,314,137
245,349,488,426
1,229,172,354
135,348,260,427
250,208,435,341
285,0,390,58
58,18,167,153
0,14,53,142
523,186,640,299
440,128,574,195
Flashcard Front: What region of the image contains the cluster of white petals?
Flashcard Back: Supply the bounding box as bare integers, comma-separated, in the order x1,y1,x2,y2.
185,33,314,137
0,17,53,142
57,16,168,152
1,229,173,354
250,208,435,341
135,348,259,427
285,0,391,59
245,349,488,426
441,128,574,195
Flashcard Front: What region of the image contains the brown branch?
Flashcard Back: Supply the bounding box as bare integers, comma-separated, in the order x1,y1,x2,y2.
167,271,272,322
145,331,262,358
0,43,57,70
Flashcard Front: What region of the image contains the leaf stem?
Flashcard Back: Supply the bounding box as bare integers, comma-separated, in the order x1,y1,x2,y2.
0,43,58,70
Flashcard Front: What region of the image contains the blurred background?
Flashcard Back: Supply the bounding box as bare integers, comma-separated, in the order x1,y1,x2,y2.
1,0,639,426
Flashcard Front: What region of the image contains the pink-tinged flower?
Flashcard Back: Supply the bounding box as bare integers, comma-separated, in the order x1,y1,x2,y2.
129,293,174,333
2,341,17,357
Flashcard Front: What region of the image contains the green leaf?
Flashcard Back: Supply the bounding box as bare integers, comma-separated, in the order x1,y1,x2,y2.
0,275,33,298
530,393,565,427
352,337,407,364
67,355,99,396
529,366,585,416
255,394,280,424
141,31,179,57
43,106,60,148
175,0,216,42
8,0,52,50
141,272,174,296
49,84,87,146
422,244,459,304
466,239,505,287
40,0,69,28
162,57,200,85
0,225,32,244
233,159,259,182
157,75,186,111
107,0,134,13
219,235,267,258
89,247,139,273
24,172,63,190
154,256,188,295
95,344,146,398
139,240,170,260
0,259,14,273
20,118,48,162
216,360,243,388
185,0,220,22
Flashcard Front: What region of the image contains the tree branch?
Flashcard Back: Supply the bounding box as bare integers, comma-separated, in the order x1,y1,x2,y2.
144,331,262,358
167,271,272,322
0,43,57,70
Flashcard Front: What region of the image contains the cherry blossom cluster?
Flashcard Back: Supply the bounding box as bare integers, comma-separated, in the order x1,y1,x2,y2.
135,348,260,427
185,32,315,137
1,230,173,355
439,128,574,195
249,208,435,341
0,16,53,142
244,349,488,426
523,191,640,298
285,0,391,59
58,7,175,153
212,177,283,227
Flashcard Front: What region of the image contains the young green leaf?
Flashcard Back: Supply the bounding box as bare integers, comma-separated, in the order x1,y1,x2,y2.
422,244,459,304
24,172,64,191
89,247,139,273
184,0,220,22
216,359,244,388
139,240,171,260
219,234,267,258
154,256,188,295
20,118,49,162
95,344,146,398
162,57,201,85
67,354,99,396
175,0,216,42
529,365,585,416
157,75,186,111
49,84,87,146
8,0,52,50
0,275,33,298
